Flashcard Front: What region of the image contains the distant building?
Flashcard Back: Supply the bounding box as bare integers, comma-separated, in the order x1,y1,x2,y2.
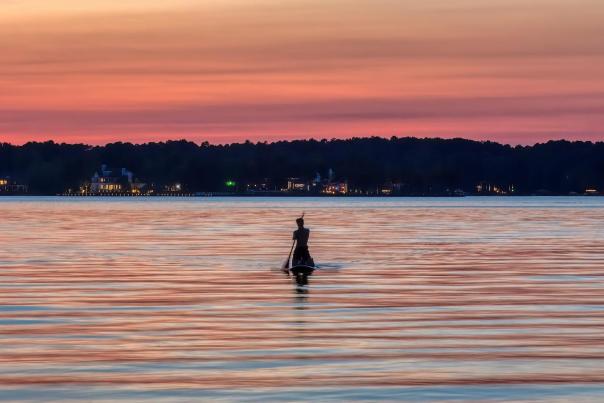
164,183,182,193
89,165,145,194
282,169,352,195
380,182,403,196
247,178,275,193
286,178,310,192
322,181,348,195
476,181,515,195
327,168,335,182
476,182,491,193
0,177,28,194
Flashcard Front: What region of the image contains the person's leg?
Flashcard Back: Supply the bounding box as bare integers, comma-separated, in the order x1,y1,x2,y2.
292,248,302,266
302,248,312,266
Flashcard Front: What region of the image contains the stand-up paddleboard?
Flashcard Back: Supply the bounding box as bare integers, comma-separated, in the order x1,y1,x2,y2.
290,265,315,276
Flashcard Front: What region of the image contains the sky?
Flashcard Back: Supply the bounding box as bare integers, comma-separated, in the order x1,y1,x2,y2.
1,0,604,145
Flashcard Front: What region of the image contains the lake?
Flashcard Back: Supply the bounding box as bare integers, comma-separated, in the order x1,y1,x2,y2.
1,197,604,402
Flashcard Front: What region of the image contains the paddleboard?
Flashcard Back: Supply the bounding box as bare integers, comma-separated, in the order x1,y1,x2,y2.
290,265,315,276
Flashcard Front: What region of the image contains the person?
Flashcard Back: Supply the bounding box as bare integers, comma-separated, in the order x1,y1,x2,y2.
292,214,314,267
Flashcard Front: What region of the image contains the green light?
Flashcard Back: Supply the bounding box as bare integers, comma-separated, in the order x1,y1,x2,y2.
225,180,236,187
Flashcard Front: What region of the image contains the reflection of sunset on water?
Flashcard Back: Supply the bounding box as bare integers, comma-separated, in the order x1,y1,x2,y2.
1,197,604,400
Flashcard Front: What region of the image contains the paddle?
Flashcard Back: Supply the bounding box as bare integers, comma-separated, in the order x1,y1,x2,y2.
282,239,296,270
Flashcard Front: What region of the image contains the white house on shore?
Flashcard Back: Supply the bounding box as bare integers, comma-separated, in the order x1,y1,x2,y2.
90,165,145,193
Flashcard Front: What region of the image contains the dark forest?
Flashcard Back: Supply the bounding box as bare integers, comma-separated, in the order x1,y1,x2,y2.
2,137,604,195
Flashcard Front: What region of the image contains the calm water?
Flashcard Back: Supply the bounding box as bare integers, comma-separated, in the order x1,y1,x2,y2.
1,197,604,402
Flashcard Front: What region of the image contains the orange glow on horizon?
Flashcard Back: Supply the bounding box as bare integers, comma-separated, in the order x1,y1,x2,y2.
1,0,603,145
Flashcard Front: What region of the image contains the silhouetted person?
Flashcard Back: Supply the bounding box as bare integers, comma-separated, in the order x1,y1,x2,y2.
292,215,314,267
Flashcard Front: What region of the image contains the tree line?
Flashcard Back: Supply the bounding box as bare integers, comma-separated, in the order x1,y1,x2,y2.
1,136,604,195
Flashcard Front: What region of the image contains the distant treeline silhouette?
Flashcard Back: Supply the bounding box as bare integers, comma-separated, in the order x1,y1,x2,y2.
2,137,604,195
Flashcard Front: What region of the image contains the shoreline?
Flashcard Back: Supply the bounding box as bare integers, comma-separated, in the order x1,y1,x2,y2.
1,194,603,198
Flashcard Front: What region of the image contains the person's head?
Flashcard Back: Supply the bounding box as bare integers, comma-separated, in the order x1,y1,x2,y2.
296,217,304,228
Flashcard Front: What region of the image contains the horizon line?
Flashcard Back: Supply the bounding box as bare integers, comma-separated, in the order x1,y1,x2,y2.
2,135,601,148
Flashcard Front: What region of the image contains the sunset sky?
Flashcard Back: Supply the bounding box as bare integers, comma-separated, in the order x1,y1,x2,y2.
2,0,603,145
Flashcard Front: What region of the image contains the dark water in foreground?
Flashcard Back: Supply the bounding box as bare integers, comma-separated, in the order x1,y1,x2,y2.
1,197,604,402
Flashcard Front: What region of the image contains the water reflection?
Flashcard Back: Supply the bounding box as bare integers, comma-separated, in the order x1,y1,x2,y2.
1,196,604,401
294,279,310,306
